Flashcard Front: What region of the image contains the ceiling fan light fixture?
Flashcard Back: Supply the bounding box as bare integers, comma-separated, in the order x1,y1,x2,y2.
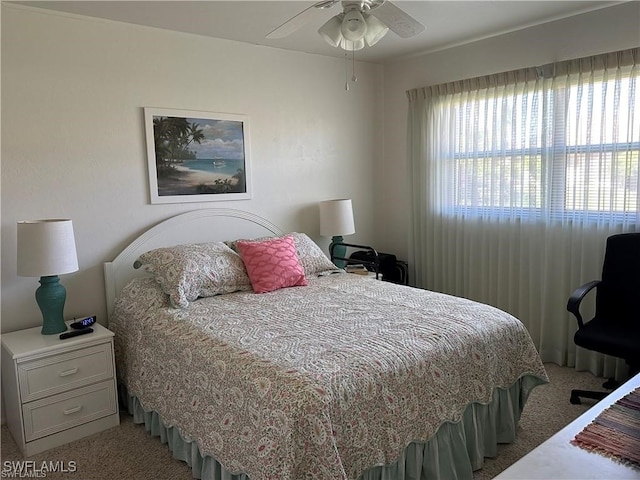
340,9,367,41
318,14,344,48
317,4,390,51
339,38,365,51
363,13,389,46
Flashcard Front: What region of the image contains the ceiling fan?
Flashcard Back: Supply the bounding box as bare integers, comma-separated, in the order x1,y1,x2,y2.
266,0,425,51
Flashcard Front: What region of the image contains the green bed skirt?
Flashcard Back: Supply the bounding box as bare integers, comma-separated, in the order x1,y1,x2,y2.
122,374,545,480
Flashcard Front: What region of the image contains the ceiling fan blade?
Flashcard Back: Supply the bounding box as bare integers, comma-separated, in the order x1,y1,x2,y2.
371,1,425,38
266,0,339,39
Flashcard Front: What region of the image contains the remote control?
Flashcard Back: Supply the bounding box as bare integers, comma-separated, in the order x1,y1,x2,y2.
70,315,96,329
60,328,93,340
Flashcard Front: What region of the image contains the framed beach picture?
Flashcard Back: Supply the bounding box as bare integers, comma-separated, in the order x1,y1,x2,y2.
144,107,252,204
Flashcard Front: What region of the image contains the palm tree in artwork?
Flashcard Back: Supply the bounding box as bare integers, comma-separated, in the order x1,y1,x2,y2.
186,123,205,149
152,117,204,177
152,117,173,171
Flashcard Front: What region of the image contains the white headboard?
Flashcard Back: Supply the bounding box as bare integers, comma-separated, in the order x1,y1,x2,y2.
104,208,284,321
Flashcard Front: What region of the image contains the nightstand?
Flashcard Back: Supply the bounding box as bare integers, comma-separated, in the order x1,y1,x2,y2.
1,321,119,456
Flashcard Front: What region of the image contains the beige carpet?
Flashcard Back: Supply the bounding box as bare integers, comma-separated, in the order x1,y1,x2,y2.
1,363,606,480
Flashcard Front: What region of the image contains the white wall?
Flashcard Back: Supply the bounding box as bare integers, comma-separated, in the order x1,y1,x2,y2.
1,4,382,334
376,1,640,262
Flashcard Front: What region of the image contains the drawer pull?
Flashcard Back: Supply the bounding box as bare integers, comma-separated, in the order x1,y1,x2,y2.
63,405,82,415
58,367,79,377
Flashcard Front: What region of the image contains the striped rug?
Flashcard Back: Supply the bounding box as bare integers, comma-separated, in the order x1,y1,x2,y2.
571,387,640,469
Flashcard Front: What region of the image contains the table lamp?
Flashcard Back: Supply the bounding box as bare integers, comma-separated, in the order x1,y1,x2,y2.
319,199,355,268
17,219,79,335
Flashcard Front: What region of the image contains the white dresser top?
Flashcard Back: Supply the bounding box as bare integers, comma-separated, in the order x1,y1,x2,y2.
496,373,640,479
2,321,114,360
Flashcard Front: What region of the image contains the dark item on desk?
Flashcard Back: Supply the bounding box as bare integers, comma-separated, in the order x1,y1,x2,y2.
329,242,409,285
60,328,94,340
567,233,640,405
70,315,96,329
350,250,408,285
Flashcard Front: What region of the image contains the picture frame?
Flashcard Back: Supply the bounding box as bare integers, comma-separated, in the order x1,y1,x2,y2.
144,107,252,204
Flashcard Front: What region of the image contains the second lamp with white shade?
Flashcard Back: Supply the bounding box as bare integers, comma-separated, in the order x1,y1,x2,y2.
319,198,355,268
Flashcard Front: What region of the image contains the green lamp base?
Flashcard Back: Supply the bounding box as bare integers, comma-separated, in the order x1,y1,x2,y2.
36,275,68,335
330,235,348,268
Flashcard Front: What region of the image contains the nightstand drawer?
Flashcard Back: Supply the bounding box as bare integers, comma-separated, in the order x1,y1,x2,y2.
23,380,117,442
17,343,114,402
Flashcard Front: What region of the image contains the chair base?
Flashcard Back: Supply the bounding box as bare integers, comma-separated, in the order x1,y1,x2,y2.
570,378,618,405
570,389,608,404
602,377,619,390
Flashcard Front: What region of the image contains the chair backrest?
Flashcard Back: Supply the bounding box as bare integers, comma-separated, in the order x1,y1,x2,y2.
596,233,640,323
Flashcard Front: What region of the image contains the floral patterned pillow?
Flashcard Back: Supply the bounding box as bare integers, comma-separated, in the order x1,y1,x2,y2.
137,242,252,308
289,232,341,276
226,232,338,277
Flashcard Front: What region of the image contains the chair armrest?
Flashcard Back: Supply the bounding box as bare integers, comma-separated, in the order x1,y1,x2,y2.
566,280,601,328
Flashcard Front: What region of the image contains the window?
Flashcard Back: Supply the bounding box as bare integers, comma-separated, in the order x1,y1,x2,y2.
407,48,638,373
446,69,639,221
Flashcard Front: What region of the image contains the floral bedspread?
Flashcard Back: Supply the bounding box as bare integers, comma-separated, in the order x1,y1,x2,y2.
111,274,547,480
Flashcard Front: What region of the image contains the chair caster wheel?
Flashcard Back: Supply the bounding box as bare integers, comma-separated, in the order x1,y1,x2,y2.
570,395,581,405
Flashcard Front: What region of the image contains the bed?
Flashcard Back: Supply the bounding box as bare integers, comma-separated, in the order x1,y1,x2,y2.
104,208,548,480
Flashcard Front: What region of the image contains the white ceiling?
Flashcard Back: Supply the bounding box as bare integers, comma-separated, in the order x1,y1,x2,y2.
16,1,623,63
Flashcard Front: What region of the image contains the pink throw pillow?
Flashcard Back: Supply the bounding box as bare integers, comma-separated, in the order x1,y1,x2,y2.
237,235,308,293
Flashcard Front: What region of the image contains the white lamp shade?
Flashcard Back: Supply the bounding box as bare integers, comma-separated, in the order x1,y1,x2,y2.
364,14,389,46
17,219,79,277
319,199,356,237
318,14,344,48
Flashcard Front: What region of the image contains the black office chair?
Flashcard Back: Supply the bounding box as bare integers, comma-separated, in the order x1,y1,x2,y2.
567,232,640,405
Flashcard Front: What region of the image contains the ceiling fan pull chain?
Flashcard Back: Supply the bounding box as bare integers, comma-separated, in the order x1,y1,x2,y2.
344,52,350,91
352,45,358,83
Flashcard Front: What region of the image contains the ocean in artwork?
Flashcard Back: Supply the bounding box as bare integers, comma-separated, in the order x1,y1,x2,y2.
157,157,246,196
181,158,244,177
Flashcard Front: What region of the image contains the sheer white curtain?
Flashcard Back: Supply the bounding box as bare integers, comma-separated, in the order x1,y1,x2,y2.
407,48,639,378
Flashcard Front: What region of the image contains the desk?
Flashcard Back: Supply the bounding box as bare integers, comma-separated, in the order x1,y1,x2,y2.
496,373,640,479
